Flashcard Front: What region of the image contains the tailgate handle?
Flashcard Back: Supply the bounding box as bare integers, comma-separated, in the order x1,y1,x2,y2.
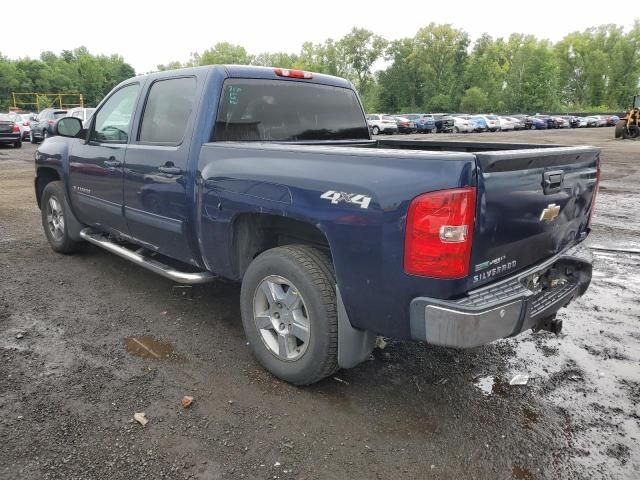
543,171,564,194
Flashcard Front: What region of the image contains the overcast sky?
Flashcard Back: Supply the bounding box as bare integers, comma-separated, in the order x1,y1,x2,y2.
3,1,636,74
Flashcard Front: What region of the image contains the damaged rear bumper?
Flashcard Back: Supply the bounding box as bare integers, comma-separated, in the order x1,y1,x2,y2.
409,243,592,348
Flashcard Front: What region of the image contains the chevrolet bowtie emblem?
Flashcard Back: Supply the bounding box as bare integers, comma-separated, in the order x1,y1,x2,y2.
540,203,561,222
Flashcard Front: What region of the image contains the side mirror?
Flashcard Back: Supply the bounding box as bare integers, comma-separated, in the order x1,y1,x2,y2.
54,117,84,138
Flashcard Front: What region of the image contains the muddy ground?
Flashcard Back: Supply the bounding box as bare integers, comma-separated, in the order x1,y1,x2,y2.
0,128,638,480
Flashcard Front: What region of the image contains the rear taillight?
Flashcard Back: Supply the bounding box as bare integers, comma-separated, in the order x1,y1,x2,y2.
274,68,313,79
587,162,601,228
48,120,55,125
12,124,20,133
404,187,476,279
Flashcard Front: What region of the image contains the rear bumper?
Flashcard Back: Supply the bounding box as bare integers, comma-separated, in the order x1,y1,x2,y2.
409,243,592,348
0,133,21,143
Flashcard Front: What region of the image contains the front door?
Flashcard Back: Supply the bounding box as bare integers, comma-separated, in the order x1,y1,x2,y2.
123,76,198,263
68,83,141,233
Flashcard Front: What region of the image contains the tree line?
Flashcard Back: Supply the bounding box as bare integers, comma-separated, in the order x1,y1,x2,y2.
0,47,135,110
158,23,640,114
2,22,639,114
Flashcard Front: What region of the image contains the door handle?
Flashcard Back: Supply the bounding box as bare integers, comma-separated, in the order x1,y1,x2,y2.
103,159,122,168
158,166,183,175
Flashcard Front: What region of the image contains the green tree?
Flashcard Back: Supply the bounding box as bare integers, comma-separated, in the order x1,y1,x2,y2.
460,87,488,113
198,42,252,65
338,27,386,96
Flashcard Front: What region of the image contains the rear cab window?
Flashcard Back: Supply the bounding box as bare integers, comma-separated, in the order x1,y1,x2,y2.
214,79,369,142
139,77,197,145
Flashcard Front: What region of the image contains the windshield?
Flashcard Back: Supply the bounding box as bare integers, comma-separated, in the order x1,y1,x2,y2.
214,79,369,142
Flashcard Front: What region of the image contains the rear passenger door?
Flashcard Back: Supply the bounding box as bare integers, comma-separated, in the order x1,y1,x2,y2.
123,76,198,263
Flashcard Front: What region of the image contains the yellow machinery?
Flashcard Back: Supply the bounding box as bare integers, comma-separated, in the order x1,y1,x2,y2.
615,94,640,139
10,92,84,113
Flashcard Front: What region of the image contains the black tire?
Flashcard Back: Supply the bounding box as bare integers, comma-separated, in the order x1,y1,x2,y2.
615,120,626,139
43,130,49,140
454,127,460,133
627,125,640,139
30,131,40,144
371,126,380,135
40,181,85,254
14,140,22,148
240,245,338,385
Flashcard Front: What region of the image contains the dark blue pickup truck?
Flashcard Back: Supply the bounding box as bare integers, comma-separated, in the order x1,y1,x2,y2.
34,65,599,385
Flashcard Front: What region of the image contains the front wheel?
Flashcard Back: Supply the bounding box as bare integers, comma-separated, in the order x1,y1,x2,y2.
240,245,338,385
371,126,380,135
40,181,85,254
14,140,22,148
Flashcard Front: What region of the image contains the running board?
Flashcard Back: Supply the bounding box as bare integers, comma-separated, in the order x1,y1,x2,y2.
79,228,216,285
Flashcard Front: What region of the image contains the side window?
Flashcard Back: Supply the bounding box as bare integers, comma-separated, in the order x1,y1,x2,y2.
91,83,140,144
139,77,197,145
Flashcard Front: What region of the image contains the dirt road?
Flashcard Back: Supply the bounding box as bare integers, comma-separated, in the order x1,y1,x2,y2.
1,128,638,479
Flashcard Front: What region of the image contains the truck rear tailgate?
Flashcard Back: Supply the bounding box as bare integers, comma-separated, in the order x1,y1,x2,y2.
470,146,599,287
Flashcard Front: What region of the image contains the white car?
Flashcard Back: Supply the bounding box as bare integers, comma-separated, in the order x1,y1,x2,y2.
475,114,501,132
67,107,96,127
452,116,474,133
498,116,516,131
366,114,398,135
8,113,33,140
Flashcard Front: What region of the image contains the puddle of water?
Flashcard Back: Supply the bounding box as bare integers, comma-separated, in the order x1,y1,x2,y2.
512,464,532,479
125,336,179,360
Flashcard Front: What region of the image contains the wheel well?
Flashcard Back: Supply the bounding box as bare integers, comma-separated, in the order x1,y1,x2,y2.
233,213,332,279
35,168,61,208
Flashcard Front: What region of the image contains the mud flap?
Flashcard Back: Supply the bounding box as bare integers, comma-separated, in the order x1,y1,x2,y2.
336,286,376,369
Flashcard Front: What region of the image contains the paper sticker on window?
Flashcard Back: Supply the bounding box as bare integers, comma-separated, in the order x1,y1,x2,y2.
228,86,241,105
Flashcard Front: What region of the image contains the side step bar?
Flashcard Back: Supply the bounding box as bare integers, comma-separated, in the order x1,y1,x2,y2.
79,228,216,285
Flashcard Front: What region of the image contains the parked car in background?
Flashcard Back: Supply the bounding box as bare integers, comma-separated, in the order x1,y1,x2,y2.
561,116,580,128
607,115,620,126
452,116,474,133
507,116,525,130
534,115,557,129
553,117,568,128
469,115,488,132
366,114,398,135
393,116,417,134
498,116,515,131
432,113,455,133
593,115,608,127
475,114,501,132
583,116,599,128
528,117,547,130
0,113,23,148
403,113,436,133
9,113,33,140
30,108,68,143
67,107,96,126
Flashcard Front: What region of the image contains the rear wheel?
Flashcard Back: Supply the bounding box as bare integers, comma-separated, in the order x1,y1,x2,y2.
624,124,640,139
14,140,22,148
372,126,380,135
40,181,86,254
30,131,40,144
240,245,338,385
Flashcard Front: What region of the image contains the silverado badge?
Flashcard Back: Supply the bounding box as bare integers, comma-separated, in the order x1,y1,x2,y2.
539,203,561,222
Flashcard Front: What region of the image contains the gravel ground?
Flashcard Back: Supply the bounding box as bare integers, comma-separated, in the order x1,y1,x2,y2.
1,128,638,480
